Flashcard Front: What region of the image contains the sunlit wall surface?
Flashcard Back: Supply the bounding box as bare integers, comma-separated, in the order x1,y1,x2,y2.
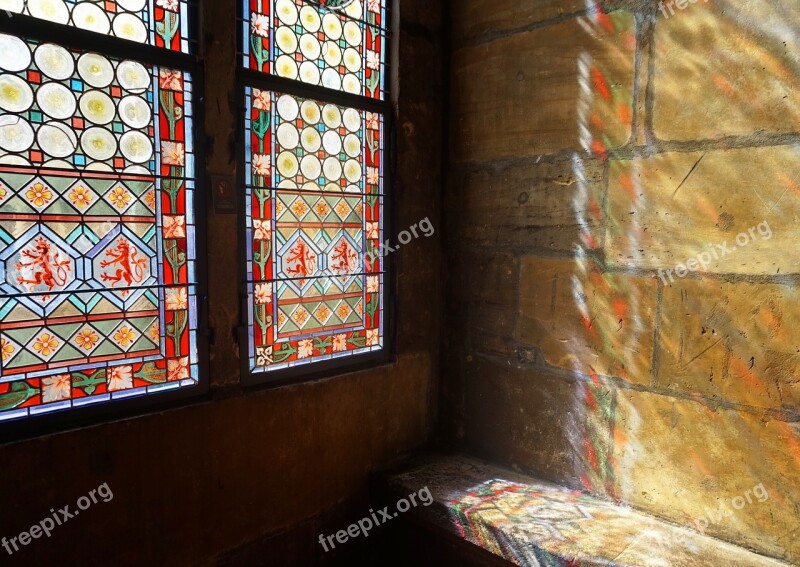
445,0,800,562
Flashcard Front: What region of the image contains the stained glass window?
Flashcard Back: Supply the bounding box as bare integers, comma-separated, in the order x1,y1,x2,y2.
241,0,389,377
1,0,191,52
243,0,388,100
0,5,200,422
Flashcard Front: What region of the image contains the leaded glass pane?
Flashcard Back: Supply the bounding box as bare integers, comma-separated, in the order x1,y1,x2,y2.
1,0,191,53
0,34,199,420
244,87,384,371
242,0,388,100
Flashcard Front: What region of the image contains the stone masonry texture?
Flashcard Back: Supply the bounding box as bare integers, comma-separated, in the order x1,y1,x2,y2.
444,0,800,563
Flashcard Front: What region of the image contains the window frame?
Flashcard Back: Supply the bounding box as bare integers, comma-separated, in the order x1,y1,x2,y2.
237,0,396,388
0,6,210,443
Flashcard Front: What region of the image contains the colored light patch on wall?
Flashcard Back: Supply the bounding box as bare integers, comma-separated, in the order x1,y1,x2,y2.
244,87,384,372
242,0,387,100
0,36,199,421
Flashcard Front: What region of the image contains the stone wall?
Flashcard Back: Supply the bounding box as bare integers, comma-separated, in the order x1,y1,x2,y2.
443,0,800,563
0,0,444,565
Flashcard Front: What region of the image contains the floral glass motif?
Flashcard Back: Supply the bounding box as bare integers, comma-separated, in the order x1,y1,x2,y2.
1,0,190,53
0,34,198,420
243,0,387,100
245,87,384,371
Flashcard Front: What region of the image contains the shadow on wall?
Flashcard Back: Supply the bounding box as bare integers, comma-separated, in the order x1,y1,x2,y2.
494,0,800,563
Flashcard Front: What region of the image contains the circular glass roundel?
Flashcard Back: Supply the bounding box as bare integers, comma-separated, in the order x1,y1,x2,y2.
300,100,320,124
274,55,298,80
72,3,111,34
276,123,299,149
0,154,32,166
124,164,151,176
34,44,74,80
344,1,362,19
299,34,321,60
0,74,34,113
298,62,320,85
113,13,148,43
342,47,360,73
322,13,342,40
38,122,78,158
28,0,70,24
322,130,342,155
300,127,321,153
323,156,342,181
275,26,298,54
0,34,31,72
119,131,153,163
0,0,23,15
298,6,321,32
342,73,360,94
300,155,321,180
322,104,342,129
117,61,150,93
276,95,299,121
0,115,34,153
119,96,151,129
343,133,361,158
81,127,117,161
41,159,74,169
116,0,147,10
275,0,298,25
342,108,361,132
343,21,361,47
343,158,361,183
80,90,116,125
277,179,298,190
322,42,342,67
85,161,114,172
321,68,342,91
276,151,299,178
36,82,76,119
77,53,114,88
305,0,356,13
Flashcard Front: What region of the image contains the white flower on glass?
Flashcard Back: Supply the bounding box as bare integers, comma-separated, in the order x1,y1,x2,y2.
367,0,380,11
165,287,188,310
332,334,348,352
252,154,271,177
256,345,273,366
254,283,271,304
253,219,270,241
157,0,179,11
42,374,71,403
366,221,379,239
366,112,379,129
162,141,185,166
366,328,379,346
366,50,380,70
159,69,182,91
253,89,271,111
297,339,314,359
108,366,133,392
163,215,186,239
367,167,379,185
168,357,190,382
367,275,379,293
252,13,270,38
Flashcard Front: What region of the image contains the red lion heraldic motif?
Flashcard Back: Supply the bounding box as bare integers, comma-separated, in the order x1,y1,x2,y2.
15,237,72,292
100,238,148,292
